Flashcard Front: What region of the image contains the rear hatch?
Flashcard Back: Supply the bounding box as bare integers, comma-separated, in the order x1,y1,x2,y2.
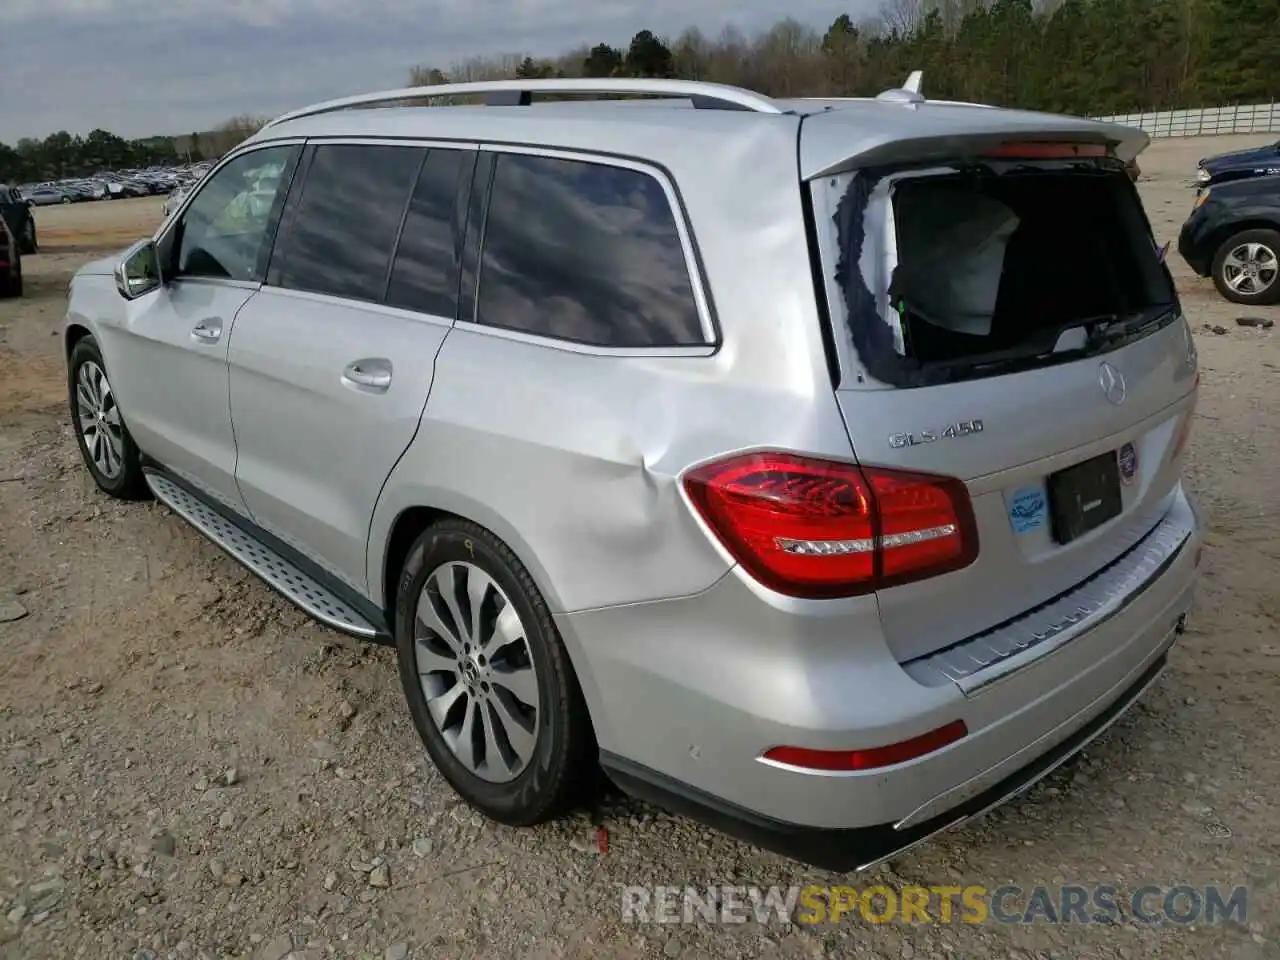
802,105,1199,663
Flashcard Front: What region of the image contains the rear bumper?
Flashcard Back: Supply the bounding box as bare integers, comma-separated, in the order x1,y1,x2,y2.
559,486,1203,870
605,648,1173,872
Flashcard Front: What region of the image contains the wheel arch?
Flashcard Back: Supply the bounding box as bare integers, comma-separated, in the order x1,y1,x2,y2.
65,323,93,359
1207,219,1280,264
375,492,567,634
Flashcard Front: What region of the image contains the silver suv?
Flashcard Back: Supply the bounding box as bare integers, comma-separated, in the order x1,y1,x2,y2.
63,77,1203,871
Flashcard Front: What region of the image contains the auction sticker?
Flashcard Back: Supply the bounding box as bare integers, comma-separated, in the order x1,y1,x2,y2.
1008,485,1048,535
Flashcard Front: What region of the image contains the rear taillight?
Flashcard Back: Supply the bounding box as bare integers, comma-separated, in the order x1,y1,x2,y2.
682,453,978,599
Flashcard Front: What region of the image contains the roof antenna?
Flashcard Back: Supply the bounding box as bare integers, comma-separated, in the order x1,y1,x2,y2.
875,69,925,105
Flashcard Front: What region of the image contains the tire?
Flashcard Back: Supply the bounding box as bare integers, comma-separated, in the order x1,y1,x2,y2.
20,218,37,255
1211,228,1280,306
0,265,20,299
395,519,595,825
67,336,150,500
60,196,71,204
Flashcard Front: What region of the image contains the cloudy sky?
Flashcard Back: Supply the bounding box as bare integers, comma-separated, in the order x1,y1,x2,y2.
0,0,873,142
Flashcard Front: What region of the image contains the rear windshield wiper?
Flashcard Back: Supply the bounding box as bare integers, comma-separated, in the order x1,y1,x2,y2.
1089,304,1179,347
895,305,1116,379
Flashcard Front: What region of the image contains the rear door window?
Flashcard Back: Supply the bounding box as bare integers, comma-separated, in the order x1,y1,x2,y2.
474,153,705,348
385,148,471,319
274,143,425,303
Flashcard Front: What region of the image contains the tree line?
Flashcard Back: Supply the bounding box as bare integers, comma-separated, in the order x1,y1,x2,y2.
5,0,1277,183
0,116,267,184
414,0,1278,117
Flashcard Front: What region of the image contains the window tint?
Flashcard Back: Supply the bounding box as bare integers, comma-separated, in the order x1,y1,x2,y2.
385,148,469,318
275,144,424,303
176,145,296,282
475,154,704,348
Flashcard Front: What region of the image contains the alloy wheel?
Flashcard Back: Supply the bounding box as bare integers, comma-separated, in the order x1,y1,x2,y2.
75,360,125,479
1222,241,1278,296
413,561,541,783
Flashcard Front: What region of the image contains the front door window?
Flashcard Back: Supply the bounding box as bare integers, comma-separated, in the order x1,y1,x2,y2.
173,145,297,283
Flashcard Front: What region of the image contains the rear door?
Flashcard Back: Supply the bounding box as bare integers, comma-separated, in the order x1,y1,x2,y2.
227,140,474,592
803,112,1199,662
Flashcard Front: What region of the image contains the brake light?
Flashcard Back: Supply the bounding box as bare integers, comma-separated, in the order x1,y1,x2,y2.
682,453,978,599
763,720,969,772
984,141,1109,159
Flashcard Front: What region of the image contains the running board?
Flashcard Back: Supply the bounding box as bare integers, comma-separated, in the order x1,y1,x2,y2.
144,471,380,639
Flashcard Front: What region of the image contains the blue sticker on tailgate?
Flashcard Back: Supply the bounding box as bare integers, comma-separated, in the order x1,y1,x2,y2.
1009,486,1048,534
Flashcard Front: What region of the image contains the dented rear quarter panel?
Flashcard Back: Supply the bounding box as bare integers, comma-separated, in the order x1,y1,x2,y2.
365,116,859,614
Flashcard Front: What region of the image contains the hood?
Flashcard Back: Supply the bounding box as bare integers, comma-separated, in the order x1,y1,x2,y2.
1200,141,1280,171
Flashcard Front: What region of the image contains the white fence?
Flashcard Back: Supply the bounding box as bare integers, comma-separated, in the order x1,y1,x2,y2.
1092,102,1280,139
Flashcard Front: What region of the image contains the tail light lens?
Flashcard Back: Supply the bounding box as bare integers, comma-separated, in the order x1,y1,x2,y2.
682,453,978,599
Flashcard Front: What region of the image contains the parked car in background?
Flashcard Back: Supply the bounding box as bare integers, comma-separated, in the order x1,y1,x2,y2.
0,216,22,298
26,186,74,205
1195,138,1280,188
0,184,37,253
60,76,1202,873
1178,173,1280,305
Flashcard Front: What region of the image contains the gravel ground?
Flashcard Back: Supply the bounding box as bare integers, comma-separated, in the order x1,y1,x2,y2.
1,135,1279,960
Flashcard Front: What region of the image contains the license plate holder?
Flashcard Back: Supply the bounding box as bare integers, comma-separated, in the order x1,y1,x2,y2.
1046,451,1123,544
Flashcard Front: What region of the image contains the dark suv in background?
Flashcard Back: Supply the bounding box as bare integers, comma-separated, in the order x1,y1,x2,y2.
0,216,22,298
0,184,38,254
1178,173,1280,305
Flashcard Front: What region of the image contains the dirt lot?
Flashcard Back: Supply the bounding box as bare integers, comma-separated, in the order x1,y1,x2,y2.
2,136,1279,960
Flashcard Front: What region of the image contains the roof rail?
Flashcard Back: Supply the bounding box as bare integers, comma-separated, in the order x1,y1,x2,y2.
263,78,784,128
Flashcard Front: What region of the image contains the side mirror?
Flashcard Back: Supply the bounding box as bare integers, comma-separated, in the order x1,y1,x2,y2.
114,239,162,300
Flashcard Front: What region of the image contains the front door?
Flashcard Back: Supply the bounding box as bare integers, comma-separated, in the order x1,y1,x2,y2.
102,142,301,510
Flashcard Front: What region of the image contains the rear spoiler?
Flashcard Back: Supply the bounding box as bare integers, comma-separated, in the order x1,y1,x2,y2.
800,70,1148,179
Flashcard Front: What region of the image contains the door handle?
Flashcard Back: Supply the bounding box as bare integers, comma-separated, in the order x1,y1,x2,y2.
342,359,392,392
191,318,222,343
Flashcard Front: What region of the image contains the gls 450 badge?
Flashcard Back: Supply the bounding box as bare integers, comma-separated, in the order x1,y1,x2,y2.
888,420,984,449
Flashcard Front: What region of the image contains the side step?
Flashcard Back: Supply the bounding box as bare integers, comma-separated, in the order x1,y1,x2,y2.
144,471,380,639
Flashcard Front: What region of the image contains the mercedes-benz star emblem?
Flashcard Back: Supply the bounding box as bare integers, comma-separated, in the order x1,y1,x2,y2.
1098,361,1127,405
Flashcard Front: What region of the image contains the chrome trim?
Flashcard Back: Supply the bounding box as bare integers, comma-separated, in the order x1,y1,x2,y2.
903,497,1195,694
451,320,717,358
144,471,379,639
257,285,454,328
262,79,783,129
888,637,1172,839
865,650,1167,870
